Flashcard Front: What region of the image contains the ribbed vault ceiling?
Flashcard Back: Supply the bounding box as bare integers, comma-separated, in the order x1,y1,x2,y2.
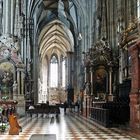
39,19,74,60
28,0,78,61
39,20,74,58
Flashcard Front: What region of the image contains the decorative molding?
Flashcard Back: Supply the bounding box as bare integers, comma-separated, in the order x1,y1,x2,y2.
119,18,140,49
83,38,113,67
0,35,25,69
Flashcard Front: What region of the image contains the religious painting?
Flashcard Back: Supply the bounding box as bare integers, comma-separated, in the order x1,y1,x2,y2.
0,62,14,99
94,66,107,98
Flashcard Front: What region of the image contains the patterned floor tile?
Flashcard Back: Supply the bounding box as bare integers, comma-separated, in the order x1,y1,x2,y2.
0,111,139,140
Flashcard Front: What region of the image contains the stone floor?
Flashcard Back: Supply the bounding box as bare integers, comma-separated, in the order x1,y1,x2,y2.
0,109,140,140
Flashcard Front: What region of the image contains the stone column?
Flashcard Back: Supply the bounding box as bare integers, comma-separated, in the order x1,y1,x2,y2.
83,64,90,117
128,42,140,128
85,65,90,95
58,59,61,87
84,67,87,83
84,63,90,82
66,51,74,103
14,0,19,36
12,68,25,117
108,66,113,101
66,51,73,87
2,0,6,34
109,67,112,95
0,0,2,34
90,65,93,95
11,0,15,35
89,65,94,117
5,0,11,34
17,70,20,95
119,49,123,84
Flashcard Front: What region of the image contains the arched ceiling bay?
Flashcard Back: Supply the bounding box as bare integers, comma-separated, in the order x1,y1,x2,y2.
28,0,81,61
39,19,74,60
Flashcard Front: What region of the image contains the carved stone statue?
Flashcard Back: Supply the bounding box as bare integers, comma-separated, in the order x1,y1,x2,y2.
13,81,18,94
85,82,91,95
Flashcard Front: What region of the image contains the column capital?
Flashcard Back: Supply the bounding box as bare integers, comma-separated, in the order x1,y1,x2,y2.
128,40,140,53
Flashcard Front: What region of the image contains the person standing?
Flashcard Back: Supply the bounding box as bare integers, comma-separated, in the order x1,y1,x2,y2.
64,101,67,114
13,81,18,94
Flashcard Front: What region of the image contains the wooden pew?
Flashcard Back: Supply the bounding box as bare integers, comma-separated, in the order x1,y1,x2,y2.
27,104,60,117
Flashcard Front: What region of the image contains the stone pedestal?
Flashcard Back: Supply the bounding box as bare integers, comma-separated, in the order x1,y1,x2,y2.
14,94,25,117
107,95,114,102
129,93,140,128
83,95,90,117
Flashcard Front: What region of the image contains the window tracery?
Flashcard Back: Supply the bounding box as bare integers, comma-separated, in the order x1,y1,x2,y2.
50,55,58,88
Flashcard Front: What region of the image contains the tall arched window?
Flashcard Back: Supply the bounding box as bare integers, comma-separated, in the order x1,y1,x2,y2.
50,55,58,87
62,56,66,87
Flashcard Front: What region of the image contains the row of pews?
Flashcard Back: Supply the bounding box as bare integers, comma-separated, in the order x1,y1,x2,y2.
26,103,60,117
90,100,130,127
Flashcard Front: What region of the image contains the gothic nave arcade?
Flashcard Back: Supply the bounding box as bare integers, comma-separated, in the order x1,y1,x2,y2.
0,0,140,131
38,19,75,104
32,0,80,105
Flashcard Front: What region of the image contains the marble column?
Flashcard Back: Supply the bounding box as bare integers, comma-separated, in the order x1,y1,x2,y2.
15,69,25,117
128,42,140,128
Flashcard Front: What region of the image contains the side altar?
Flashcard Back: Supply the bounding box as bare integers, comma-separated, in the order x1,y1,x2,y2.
0,35,26,117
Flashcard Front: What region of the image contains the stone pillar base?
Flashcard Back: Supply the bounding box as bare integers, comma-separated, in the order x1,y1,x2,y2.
129,93,140,129
13,94,18,100
107,95,114,101
14,94,25,117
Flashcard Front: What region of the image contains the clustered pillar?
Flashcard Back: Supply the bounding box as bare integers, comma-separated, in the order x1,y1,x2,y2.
128,42,140,128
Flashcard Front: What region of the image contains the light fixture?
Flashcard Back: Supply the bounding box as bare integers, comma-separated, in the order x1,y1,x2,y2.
139,52,140,58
